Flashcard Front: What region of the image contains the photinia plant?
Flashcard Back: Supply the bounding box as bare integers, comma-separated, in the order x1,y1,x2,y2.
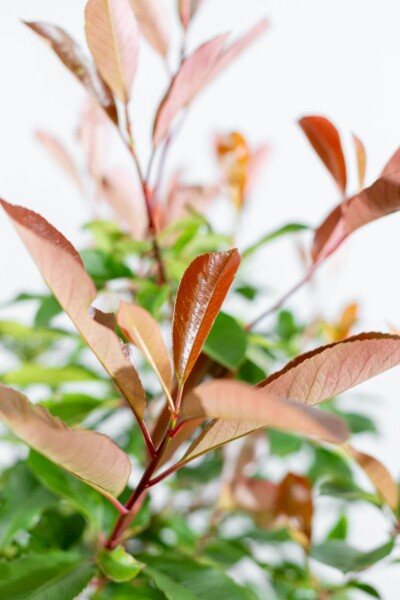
1,1,400,598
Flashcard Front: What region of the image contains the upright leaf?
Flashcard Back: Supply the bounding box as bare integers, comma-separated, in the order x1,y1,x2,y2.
352,133,366,189
313,170,400,261
118,301,173,398
0,385,131,499
1,200,146,420
172,250,240,385
178,0,203,29
85,0,139,103
25,21,118,124
153,34,228,145
128,0,169,57
299,115,347,195
35,130,83,191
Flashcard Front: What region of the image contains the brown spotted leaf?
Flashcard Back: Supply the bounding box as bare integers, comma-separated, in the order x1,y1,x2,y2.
1,200,146,420
0,385,131,499
25,21,118,124
172,250,240,386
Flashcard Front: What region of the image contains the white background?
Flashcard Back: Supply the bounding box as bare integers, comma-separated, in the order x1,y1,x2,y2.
1,0,400,597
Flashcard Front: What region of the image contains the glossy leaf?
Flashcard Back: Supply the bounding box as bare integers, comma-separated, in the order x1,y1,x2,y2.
0,552,96,600
0,385,131,499
353,133,366,189
349,446,398,510
311,538,395,573
128,0,169,57
172,250,240,385
85,0,139,103
203,312,247,369
299,115,347,194
25,21,118,124
258,333,400,407
153,34,228,145
98,546,145,582
313,169,400,261
118,301,173,397
1,200,146,420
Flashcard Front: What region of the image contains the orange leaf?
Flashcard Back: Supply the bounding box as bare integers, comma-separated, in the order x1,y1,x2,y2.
172,250,240,386
349,446,398,510
352,133,366,190
299,115,347,195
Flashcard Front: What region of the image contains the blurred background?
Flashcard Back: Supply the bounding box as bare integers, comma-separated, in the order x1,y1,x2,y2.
0,0,400,596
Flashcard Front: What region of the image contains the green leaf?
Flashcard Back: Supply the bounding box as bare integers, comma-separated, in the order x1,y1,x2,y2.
93,580,166,599
308,446,353,483
143,553,256,599
311,538,395,573
0,551,96,600
341,411,377,435
237,359,266,384
0,463,55,547
203,312,247,370
1,364,100,386
40,393,117,425
235,284,258,301
242,223,309,259
80,249,133,285
268,429,303,457
29,508,86,551
98,546,145,582
34,295,63,327
319,478,382,507
326,513,348,541
345,581,381,599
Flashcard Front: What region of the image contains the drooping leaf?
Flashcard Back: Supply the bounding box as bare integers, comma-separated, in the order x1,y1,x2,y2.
153,34,228,145
242,223,309,259
203,312,247,370
128,0,169,57
35,130,83,191
0,385,131,499
313,169,400,261
25,21,118,124
348,446,398,510
172,250,240,385
85,0,139,103
311,538,395,573
299,115,347,194
258,333,400,407
352,133,366,189
0,552,96,600
98,546,145,582
1,200,146,420
118,301,173,396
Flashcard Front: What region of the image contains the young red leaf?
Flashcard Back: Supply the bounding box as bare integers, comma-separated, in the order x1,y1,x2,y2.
118,301,173,404
0,385,131,499
85,0,139,103
258,333,400,406
380,146,400,177
128,0,169,57
299,116,347,195
35,130,83,191
349,446,398,510
352,133,366,190
153,34,228,145
1,200,146,421
313,171,400,261
172,250,240,386
25,21,118,125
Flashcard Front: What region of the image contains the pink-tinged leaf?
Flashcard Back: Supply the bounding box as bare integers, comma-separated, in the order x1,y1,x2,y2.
128,0,169,57
25,21,118,125
0,385,131,499
258,333,400,407
100,167,148,240
380,147,400,177
352,133,366,190
0,200,146,421
208,19,269,82
299,116,347,195
85,0,139,103
313,171,400,261
77,97,111,182
172,250,240,386
153,34,228,145
349,446,398,510
182,379,348,444
35,130,83,191
118,301,173,399
164,180,218,226
178,0,203,29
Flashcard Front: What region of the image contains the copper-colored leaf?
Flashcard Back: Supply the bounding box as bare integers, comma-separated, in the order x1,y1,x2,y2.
172,250,240,386
1,200,146,420
118,301,173,399
299,116,347,195
178,0,203,29
128,0,169,57
258,333,400,406
380,147,400,177
313,171,400,261
25,21,118,124
35,130,83,191
153,34,228,145
352,133,366,190
85,0,139,103
349,446,398,510
0,385,131,499
277,473,313,540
